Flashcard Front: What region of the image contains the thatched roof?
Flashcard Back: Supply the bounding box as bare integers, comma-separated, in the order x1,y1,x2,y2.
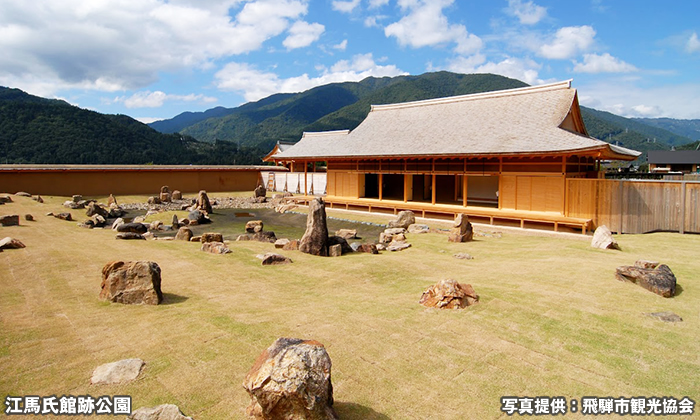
275,80,640,161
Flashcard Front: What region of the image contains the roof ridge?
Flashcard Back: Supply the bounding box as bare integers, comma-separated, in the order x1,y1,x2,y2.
370,79,573,112
302,130,350,137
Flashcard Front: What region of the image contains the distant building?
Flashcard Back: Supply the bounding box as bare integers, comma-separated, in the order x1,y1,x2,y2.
263,140,297,166
648,150,700,173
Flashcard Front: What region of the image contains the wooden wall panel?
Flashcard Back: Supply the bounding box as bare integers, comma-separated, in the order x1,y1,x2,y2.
516,177,532,211
529,177,547,212
500,175,517,209
326,171,336,196
545,177,564,213
686,184,700,233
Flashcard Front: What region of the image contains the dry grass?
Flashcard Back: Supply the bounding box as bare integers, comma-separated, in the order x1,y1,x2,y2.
1,193,698,419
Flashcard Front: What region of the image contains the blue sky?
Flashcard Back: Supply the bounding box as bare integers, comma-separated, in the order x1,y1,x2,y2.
1,0,699,123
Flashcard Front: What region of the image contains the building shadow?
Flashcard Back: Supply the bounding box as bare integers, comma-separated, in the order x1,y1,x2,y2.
161,292,189,305
334,402,390,420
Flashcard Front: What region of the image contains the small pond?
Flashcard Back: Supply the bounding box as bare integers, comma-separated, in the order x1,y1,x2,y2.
149,208,387,243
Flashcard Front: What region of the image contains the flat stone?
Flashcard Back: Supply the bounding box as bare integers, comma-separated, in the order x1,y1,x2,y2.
335,229,357,239
407,224,429,234
274,238,290,249
260,253,293,265
116,223,148,234
616,262,676,297
91,358,145,385
116,233,146,240
129,404,193,420
0,195,13,203
201,241,231,254
453,253,474,260
387,241,411,252
15,192,32,197
647,311,682,323
54,212,73,221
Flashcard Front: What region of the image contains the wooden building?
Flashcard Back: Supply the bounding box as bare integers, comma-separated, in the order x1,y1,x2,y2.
648,150,700,174
273,81,640,233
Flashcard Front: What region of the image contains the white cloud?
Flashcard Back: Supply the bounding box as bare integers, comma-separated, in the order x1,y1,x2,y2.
573,53,637,73
332,0,361,13
506,0,547,25
384,0,482,55
0,0,309,96
369,0,390,8
539,25,596,59
283,21,325,50
446,55,544,85
686,32,700,53
113,91,218,109
333,40,348,51
578,81,700,119
215,53,407,101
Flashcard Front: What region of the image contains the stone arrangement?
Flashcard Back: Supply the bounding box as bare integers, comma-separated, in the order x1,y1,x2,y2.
243,338,338,420
100,261,163,305
615,260,677,297
419,279,479,309
387,210,415,229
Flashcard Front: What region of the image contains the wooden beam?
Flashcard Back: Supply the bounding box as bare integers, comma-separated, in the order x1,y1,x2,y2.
463,175,468,207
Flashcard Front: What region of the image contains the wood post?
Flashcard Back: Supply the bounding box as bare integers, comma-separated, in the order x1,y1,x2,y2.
378,173,383,201
304,161,308,196
680,181,687,234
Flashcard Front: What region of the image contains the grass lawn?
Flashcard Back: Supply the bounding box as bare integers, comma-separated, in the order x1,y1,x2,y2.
0,193,698,419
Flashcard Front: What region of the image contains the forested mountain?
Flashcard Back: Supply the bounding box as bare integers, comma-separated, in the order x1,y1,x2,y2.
633,117,700,141
0,87,265,164
4,72,696,165
151,72,694,161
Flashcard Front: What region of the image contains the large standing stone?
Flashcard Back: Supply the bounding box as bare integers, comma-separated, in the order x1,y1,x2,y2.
91,358,145,385
615,260,676,297
100,261,163,305
175,227,193,241
0,215,20,226
448,214,473,243
243,338,338,420
129,404,193,420
299,198,329,257
388,210,415,229
419,279,479,309
591,225,620,250
171,190,182,201
0,237,26,250
117,223,148,234
201,232,224,243
160,186,171,203
254,184,267,198
196,190,213,214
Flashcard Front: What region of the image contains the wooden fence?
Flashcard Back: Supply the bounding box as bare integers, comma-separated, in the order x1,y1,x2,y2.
566,179,700,234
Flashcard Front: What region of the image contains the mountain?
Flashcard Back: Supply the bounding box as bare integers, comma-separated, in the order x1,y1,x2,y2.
151,72,529,150
632,117,700,141
0,86,264,165
150,72,692,162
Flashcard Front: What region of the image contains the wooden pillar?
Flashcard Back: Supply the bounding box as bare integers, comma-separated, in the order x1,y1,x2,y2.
403,174,408,203
431,159,436,205
378,173,383,201
462,175,468,207
304,160,308,196
454,174,459,202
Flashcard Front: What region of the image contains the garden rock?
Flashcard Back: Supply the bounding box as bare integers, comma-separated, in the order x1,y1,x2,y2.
201,241,231,254
283,239,300,251
111,218,125,230
388,210,415,229
243,337,338,420
159,186,171,203
0,195,13,203
254,184,266,198
329,244,342,257
33,195,44,203
86,202,109,218
419,279,479,309
195,190,213,214
116,233,146,240
379,228,406,244
647,311,682,323
246,220,264,233
91,358,145,385
15,192,32,197
117,223,148,234
335,229,357,239
201,232,224,243
253,231,278,243
591,225,620,250
299,198,329,257
407,224,429,234
328,236,353,254
448,214,473,243
175,227,193,241
147,196,162,205
615,260,676,297
0,215,20,226
0,237,26,250
187,210,211,225
355,243,379,254
171,190,182,200
107,194,118,207
260,253,293,265
453,253,474,260
100,261,163,305
54,212,73,221
275,238,290,249
24,214,34,221
129,404,193,420
387,241,411,252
